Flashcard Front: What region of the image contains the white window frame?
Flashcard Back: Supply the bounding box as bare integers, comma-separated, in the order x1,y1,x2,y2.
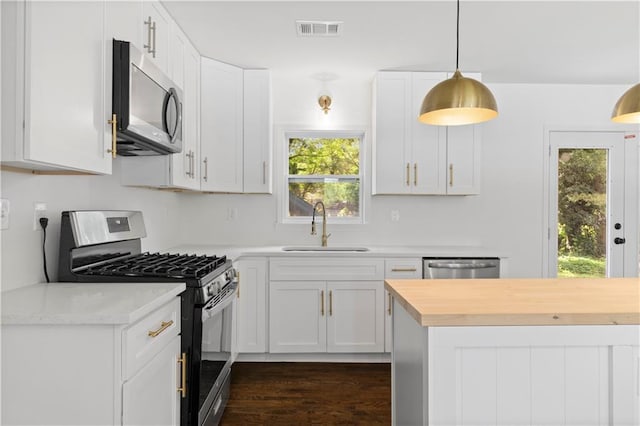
280,129,366,225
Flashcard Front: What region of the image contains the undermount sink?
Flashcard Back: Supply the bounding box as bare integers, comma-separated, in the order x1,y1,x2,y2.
281,246,370,252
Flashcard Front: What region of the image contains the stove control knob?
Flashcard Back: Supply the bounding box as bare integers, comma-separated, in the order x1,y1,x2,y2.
206,286,213,297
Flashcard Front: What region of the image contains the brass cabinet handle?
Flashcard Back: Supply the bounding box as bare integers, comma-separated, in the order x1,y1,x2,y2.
262,161,266,185
414,163,417,186
144,16,153,54
329,290,333,316
203,157,209,182
387,293,392,316
177,352,187,398
151,20,157,58
236,271,240,298
148,320,174,337
449,163,453,187
391,267,417,272
406,163,410,186
320,290,324,316
185,151,192,178
107,114,117,158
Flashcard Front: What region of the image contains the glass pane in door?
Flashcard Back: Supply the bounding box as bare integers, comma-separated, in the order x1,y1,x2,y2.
556,149,607,278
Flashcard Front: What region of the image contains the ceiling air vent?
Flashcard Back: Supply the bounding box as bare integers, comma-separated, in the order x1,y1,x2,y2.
296,21,343,37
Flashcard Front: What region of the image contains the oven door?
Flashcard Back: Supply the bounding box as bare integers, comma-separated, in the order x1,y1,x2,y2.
198,284,236,426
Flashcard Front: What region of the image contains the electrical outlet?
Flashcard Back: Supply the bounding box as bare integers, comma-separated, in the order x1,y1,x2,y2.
391,210,400,222
1,199,10,230
33,202,47,231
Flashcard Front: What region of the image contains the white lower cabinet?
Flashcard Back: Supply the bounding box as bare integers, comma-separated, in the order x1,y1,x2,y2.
122,335,181,425
1,297,182,425
235,258,268,353
384,258,422,352
268,258,385,353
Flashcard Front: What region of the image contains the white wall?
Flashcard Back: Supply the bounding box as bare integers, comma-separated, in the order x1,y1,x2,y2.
0,160,183,291
175,71,638,278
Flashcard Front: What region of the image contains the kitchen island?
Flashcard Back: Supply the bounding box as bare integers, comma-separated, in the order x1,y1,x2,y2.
385,278,640,426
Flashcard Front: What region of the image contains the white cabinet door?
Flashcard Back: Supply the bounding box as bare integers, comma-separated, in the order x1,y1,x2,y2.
235,258,267,353
446,124,480,195
141,1,171,75
269,281,327,353
168,28,199,190
373,72,412,194
122,335,180,426
243,69,272,194
373,70,480,195
22,1,110,173
105,1,142,48
200,57,243,192
410,73,447,194
327,281,384,352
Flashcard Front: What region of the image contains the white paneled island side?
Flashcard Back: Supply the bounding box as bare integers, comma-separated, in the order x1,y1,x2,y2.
385,278,640,426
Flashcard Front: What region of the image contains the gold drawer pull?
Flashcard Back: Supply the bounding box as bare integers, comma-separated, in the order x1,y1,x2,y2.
388,293,392,316
148,320,174,337
320,290,324,316
107,114,117,158
177,352,187,398
329,290,333,316
391,267,417,272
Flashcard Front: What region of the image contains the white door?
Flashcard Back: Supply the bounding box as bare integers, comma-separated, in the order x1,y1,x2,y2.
122,336,180,426
269,281,326,353
326,281,384,353
548,131,631,277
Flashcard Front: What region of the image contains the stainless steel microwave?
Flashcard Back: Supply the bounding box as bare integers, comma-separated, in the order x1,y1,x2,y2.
112,39,182,156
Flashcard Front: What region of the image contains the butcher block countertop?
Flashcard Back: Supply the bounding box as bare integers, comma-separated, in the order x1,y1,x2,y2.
385,278,640,326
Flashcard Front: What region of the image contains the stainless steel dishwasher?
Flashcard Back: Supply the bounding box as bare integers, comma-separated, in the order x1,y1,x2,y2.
423,257,500,279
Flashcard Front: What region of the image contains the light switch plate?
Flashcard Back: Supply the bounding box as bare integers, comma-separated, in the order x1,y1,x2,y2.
1,199,9,230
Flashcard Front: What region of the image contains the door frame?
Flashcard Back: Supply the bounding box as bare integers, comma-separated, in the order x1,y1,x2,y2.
542,125,639,278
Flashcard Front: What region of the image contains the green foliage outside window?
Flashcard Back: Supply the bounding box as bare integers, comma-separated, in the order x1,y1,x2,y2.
557,149,606,278
288,137,360,218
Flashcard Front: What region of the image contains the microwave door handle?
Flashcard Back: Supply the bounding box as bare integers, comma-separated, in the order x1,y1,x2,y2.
171,88,182,145
162,87,182,143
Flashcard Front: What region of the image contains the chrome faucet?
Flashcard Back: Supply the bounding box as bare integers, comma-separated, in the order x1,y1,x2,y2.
311,201,331,247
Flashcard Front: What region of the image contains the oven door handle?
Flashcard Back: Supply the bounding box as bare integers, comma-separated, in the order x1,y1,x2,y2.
202,282,237,321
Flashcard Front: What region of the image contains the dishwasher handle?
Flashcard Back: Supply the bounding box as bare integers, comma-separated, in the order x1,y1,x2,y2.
427,262,497,269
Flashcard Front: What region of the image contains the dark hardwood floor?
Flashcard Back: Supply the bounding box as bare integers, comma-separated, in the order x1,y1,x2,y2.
220,362,391,425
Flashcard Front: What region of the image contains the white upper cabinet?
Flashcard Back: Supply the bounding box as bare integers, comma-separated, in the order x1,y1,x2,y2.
373,71,481,195
200,60,273,194
141,1,172,76
243,70,273,194
200,57,244,192
105,1,143,47
119,11,201,191
1,1,111,174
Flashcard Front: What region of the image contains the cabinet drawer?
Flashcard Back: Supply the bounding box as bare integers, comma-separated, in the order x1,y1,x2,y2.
123,298,180,379
270,258,384,281
384,258,422,278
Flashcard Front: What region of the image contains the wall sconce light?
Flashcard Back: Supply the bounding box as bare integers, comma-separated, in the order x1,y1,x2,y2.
318,95,332,114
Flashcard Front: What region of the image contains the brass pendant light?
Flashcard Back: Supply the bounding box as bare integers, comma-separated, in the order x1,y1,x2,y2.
419,0,498,126
611,82,640,123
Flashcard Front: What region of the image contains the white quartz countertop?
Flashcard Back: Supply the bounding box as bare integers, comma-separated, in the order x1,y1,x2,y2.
1,282,185,325
167,244,506,261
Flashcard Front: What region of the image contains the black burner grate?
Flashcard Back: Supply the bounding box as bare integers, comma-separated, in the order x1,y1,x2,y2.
82,252,227,279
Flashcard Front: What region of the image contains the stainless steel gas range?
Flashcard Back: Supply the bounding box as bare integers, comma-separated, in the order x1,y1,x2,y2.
57,210,235,426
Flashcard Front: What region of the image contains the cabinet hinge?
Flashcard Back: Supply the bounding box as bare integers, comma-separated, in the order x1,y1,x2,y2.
548,227,551,240
22,120,26,130
548,145,551,156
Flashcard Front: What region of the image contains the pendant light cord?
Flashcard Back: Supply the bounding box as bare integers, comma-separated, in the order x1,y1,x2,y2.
456,0,460,70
